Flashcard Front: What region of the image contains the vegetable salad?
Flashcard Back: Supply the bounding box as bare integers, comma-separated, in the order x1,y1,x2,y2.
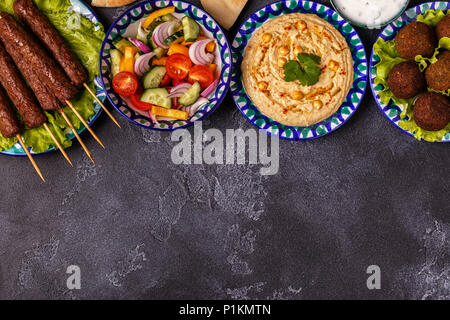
110,7,220,123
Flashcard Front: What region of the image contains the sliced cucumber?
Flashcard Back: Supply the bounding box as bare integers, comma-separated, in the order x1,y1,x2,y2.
142,66,167,89
113,37,134,53
164,30,184,46
161,14,176,22
148,35,158,50
154,47,167,59
141,88,172,109
110,49,123,77
182,16,200,42
137,26,150,45
179,82,201,106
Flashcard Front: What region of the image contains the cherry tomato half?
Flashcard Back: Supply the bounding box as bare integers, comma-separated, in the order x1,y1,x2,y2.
188,65,214,90
135,84,144,97
130,94,153,111
160,73,172,87
112,72,138,97
166,53,192,80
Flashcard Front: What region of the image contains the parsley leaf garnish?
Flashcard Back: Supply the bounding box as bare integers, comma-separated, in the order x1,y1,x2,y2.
283,53,322,86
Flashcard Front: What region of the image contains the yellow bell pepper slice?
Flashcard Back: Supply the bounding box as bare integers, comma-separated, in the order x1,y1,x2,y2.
142,7,176,29
152,56,168,66
209,64,217,73
168,43,190,57
151,106,189,121
206,41,216,53
172,36,185,45
119,46,138,73
128,46,140,56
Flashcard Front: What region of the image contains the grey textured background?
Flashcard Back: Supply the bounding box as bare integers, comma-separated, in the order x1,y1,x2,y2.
0,0,448,300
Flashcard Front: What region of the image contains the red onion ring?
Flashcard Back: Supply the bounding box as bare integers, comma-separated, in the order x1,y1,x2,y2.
134,52,157,77
129,38,151,54
168,83,192,98
201,79,219,98
189,39,215,65
152,20,180,49
182,97,209,116
148,111,159,125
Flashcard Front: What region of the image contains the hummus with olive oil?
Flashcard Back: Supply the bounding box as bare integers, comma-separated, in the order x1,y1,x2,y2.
242,13,354,127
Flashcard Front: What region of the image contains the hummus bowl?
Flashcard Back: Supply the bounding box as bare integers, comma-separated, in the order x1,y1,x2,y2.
231,0,368,140
99,0,232,131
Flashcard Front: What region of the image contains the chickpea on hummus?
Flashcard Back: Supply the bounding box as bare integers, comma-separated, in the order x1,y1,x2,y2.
242,13,354,127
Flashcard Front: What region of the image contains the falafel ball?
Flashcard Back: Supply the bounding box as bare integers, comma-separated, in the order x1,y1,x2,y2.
425,50,450,92
395,22,437,60
436,14,450,40
413,92,449,131
388,61,426,99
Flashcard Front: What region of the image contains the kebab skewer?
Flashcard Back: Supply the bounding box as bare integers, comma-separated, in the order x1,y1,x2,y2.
0,40,74,167
0,12,99,162
0,87,45,182
0,86,45,181
0,63,47,182
14,0,121,128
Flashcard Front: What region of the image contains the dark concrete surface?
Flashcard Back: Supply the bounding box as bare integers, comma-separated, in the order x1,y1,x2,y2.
0,0,448,300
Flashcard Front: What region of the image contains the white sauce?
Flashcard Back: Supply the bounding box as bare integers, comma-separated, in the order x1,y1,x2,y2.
333,0,408,28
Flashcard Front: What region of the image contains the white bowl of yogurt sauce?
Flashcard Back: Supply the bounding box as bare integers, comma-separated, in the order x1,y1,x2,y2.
331,0,410,29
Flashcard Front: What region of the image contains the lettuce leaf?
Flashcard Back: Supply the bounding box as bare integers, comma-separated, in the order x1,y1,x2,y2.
0,0,105,153
417,9,449,27
373,10,450,142
373,38,413,109
0,0,15,14
0,135,17,150
416,36,450,71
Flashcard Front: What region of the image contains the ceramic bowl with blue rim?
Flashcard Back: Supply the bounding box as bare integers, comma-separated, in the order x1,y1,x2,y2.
99,0,232,131
370,1,450,143
230,0,368,141
0,0,106,157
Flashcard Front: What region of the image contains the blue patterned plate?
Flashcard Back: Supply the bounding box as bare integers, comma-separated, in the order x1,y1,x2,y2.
0,0,106,156
231,0,368,141
370,1,450,143
99,0,232,131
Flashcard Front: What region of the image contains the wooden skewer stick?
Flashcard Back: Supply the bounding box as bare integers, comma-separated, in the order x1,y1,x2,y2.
83,83,121,128
16,134,45,182
65,100,105,149
43,123,73,167
59,109,94,164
